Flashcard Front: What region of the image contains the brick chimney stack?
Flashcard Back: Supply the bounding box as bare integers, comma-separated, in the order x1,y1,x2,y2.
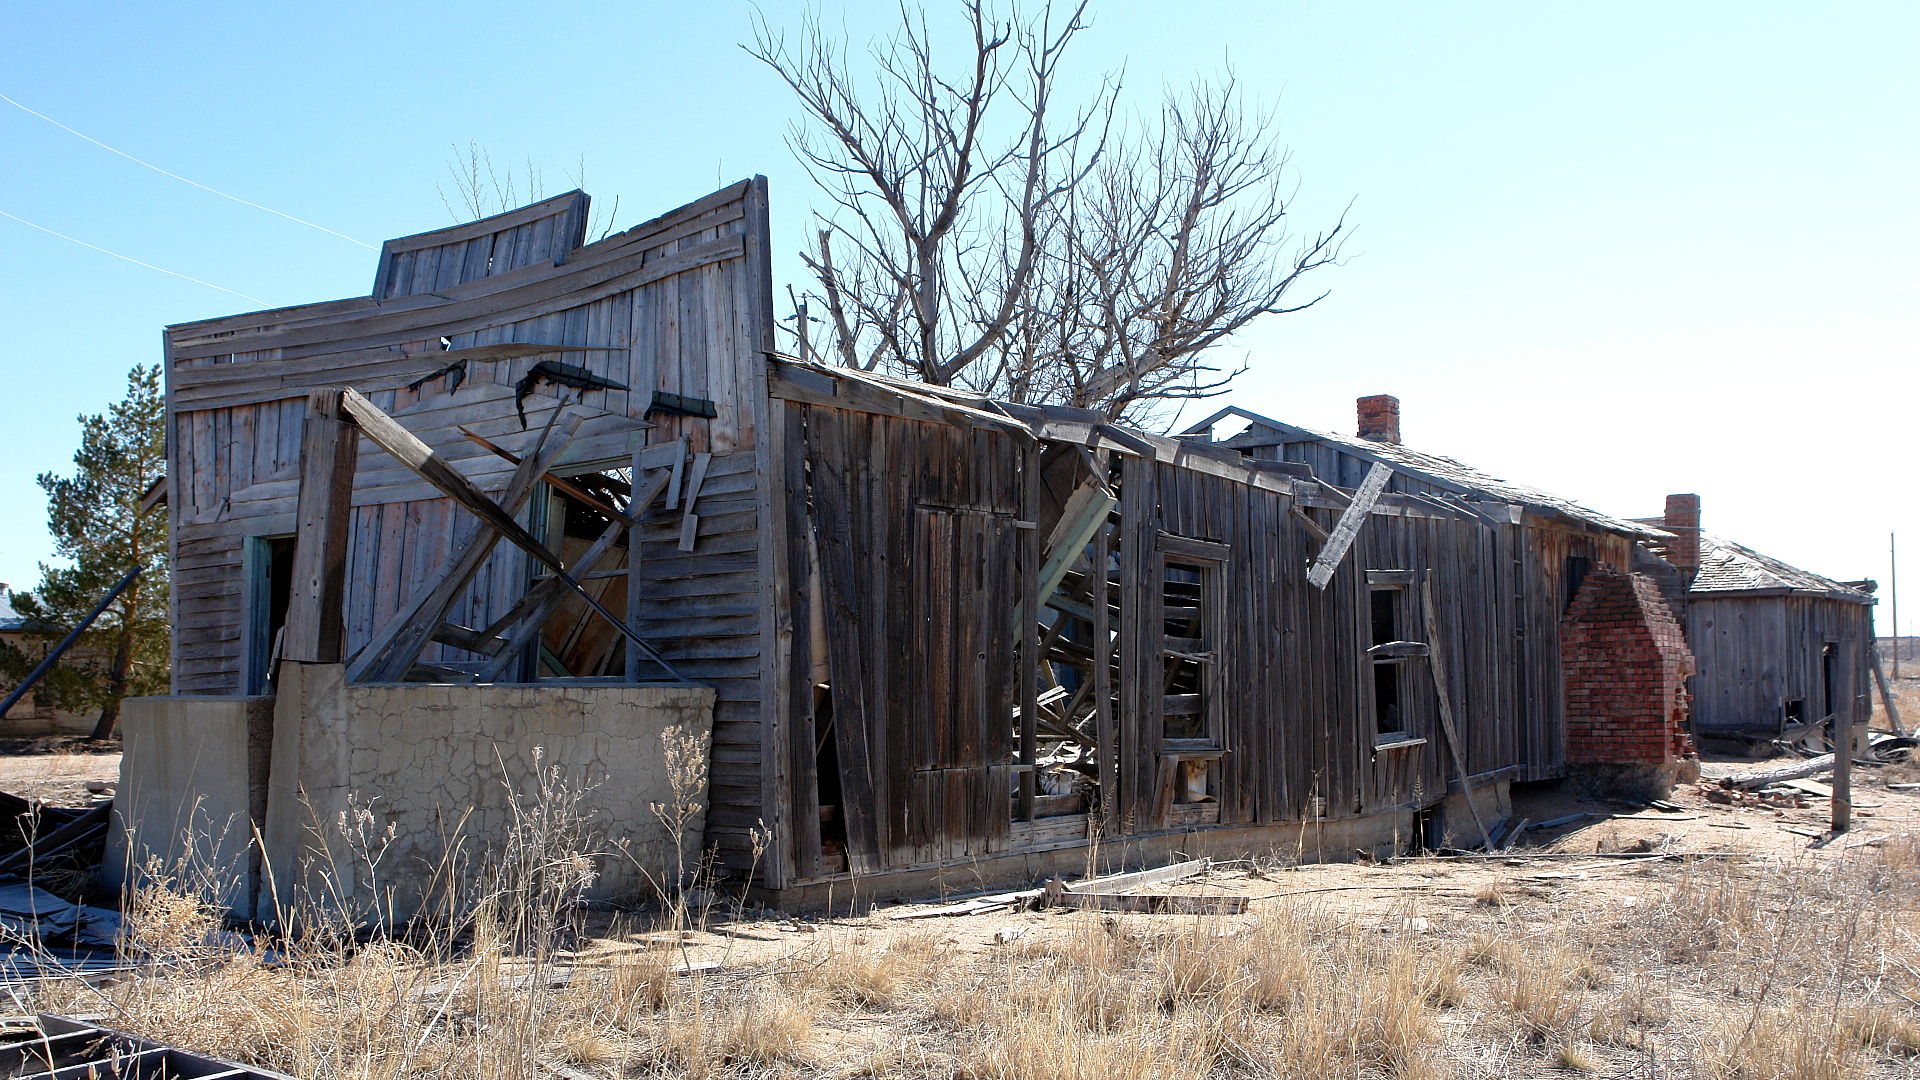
1663,493,1701,572
1356,395,1401,445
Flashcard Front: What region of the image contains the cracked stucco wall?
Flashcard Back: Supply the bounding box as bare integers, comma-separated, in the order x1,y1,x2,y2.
319,679,715,919
120,665,716,924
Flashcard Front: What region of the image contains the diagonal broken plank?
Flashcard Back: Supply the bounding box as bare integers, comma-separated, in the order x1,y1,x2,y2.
337,389,688,683
1306,461,1392,589
348,406,581,682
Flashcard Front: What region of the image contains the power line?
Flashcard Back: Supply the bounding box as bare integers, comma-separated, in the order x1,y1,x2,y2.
0,91,377,250
0,207,268,305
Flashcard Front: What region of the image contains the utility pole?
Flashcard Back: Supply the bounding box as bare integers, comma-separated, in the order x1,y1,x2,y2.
1894,532,1901,680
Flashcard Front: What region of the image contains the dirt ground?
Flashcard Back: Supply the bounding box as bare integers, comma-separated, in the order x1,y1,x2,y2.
596,752,1920,974
0,738,119,807
27,740,1920,1078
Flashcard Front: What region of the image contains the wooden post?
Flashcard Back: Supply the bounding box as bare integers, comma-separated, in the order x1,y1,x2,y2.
1832,712,1852,834
282,389,357,664
1872,649,1906,735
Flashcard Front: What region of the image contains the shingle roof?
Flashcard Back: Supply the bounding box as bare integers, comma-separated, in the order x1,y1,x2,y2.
1220,414,1664,539
1689,535,1873,601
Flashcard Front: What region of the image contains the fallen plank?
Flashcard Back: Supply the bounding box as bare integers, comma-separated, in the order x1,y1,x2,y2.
1046,888,1248,915
1062,858,1211,896
1779,825,1827,838
887,894,1035,920
1526,812,1597,831
1781,778,1835,798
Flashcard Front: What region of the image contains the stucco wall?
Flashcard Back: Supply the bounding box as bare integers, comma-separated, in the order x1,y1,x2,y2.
260,665,717,924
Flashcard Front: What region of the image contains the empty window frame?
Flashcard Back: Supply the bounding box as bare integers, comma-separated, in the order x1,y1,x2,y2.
1158,536,1228,747
1563,555,1592,613
1365,570,1423,745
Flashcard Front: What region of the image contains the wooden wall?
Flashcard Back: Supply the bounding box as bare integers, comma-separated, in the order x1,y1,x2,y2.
770,392,1580,886
777,402,1028,877
1687,594,1875,736
162,180,778,874
1250,437,1635,783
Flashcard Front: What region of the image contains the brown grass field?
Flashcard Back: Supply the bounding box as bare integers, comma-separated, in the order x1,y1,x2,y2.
6,689,1920,1080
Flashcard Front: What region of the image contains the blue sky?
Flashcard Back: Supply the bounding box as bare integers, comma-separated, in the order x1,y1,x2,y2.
2,2,1915,630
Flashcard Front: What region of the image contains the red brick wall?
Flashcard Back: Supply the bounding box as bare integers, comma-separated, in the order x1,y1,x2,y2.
1562,566,1696,765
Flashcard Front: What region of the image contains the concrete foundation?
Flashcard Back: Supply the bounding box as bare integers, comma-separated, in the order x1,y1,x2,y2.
103,695,274,915
1565,760,1701,802
111,666,716,925
761,786,1513,913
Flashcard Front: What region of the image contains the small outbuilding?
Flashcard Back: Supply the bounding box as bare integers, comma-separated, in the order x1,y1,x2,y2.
1637,495,1877,744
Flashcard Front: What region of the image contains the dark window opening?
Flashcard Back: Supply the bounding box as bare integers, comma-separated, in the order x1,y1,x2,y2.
1563,556,1592,613
1783,699,1806,728
1371,586,1400,647
1374,661,1404,737
246,535,296,695
1821,642,1838,722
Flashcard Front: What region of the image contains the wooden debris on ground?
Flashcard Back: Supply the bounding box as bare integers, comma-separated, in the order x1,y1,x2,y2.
1039,858,1250,915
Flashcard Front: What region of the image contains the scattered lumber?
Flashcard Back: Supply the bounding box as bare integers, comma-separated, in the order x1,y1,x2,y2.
1041,858,1249,915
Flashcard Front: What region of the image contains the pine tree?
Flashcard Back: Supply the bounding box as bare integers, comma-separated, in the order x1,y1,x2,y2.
4,364,169,739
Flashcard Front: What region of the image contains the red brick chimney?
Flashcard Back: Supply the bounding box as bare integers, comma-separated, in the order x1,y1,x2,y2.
1356,395,1401,444
1663,493,1701,572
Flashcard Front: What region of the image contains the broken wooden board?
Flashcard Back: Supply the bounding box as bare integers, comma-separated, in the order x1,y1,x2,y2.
1046,889,1249,915
1063,858,1211,895
1038,858,1247,914
1781,778,1835,798
1306,461,1392,589
887,893,1039,920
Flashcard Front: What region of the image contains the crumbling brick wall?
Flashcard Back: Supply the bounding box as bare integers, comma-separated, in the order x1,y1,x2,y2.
1562,565,1696,765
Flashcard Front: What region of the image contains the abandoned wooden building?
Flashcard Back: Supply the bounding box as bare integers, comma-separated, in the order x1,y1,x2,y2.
115,183,1709,913
1635,494,1877,745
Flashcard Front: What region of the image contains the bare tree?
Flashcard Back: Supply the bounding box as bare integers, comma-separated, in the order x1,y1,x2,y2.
748,1,1112,387
1025,77,1349,423
752,2,1347,425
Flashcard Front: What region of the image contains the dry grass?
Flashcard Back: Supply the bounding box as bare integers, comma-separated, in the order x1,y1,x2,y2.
25,774,1920,1079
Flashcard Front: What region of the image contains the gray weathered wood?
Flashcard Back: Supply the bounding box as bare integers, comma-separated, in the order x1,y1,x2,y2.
1306,461,1392,590
282,390,358,664
1871,649,1906,735
1423,578,1495,850
347,407,580,682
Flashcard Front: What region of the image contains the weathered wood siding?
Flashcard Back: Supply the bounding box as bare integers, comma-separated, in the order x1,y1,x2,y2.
1252,439,1633,783
1688,594,1874,736
770,392,1569,885
780,403,1027,874
162,180,777,873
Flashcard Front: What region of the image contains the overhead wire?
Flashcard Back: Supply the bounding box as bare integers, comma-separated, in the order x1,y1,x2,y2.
0,207,268,305
0,90,377,249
